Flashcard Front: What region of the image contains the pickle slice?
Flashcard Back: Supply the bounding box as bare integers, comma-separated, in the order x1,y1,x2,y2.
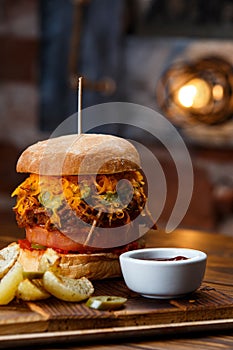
23,271,44,279
31,243,46,250
86,296,127,310
43,271,94,302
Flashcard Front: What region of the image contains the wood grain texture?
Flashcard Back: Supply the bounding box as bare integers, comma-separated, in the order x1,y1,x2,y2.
0,300,48,335
35,282,233,328
0,279,233,337
0,228,233,349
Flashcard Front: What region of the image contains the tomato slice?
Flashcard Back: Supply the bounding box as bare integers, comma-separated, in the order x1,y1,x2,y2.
23,225,143,254
25,226,85,252
18,239,33,251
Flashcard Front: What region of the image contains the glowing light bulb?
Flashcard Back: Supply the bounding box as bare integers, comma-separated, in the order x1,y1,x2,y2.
177,78,211,109
178,85,197,108
212,84,224,101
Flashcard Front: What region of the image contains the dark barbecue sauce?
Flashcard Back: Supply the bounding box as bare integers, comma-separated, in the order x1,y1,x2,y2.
138,256,189,261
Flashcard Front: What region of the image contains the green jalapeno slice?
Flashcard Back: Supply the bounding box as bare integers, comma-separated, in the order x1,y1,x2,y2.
86,296,127,310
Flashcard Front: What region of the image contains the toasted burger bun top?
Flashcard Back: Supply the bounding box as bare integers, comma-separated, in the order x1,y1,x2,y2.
16,133,141,175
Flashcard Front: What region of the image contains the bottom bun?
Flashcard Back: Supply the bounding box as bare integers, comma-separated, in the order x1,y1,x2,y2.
18,247,121,280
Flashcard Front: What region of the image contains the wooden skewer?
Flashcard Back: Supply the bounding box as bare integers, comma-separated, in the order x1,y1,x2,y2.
77,76,83,135
84,211,102,247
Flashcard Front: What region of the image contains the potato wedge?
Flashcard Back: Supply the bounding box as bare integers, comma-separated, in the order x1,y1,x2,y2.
0,243,20,278
38,248,60,273
16,279,50,301
0,262,23,305
43,271,94,302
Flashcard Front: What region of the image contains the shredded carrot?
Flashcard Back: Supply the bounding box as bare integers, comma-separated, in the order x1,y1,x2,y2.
12,171,147,228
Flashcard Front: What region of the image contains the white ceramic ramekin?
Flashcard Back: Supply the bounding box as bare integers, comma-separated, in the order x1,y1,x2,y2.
120,248,207,299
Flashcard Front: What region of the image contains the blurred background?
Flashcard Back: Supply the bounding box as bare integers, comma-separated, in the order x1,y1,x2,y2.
1,0,233,238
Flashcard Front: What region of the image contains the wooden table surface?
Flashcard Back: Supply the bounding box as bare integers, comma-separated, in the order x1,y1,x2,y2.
1,221,233,350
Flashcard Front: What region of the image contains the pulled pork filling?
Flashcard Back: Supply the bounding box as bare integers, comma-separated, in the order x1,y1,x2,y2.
12,171,155,236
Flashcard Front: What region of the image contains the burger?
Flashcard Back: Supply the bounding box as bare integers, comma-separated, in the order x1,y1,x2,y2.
12,133,156,279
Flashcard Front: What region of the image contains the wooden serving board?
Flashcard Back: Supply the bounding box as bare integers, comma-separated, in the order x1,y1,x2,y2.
0,278,233,347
